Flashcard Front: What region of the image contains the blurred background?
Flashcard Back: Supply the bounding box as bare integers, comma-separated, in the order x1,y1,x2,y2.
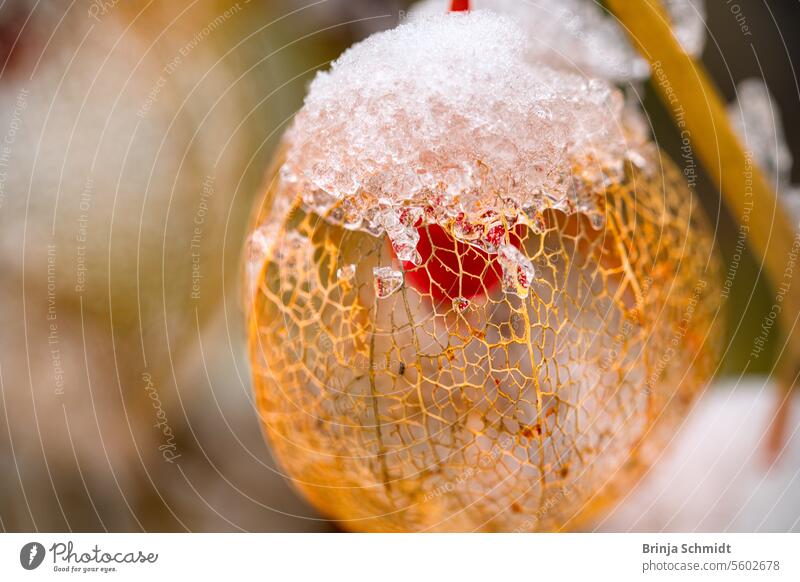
0,0,798,532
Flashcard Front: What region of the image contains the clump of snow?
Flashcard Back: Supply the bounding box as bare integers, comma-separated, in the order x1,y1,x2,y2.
498,244,535,298
728,78,800,227
663,0,707,59
411,0,706,82
282,11,638,249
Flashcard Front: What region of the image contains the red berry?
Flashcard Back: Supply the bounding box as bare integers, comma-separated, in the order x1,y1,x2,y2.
399,223,525,302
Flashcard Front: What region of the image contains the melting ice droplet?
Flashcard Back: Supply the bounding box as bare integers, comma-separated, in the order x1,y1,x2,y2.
244,226,271,300
372,207,423,265
452,296,470,313
373,267,404,298
497,244,535,298
728,78,792,188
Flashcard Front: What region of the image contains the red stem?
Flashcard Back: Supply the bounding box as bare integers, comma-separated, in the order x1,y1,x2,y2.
450,0,470,12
